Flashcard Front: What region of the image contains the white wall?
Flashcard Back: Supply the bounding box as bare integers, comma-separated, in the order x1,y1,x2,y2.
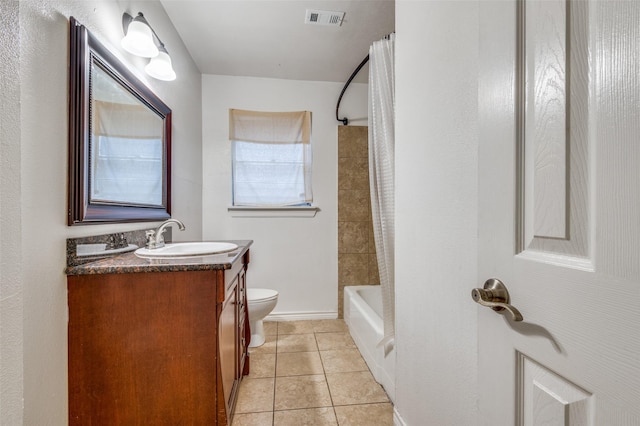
5,1,202,423
202,75,368,317
395,1,479,424
1,1,24,423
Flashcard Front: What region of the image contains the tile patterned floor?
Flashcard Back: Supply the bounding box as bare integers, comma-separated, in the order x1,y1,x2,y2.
232,319,394,426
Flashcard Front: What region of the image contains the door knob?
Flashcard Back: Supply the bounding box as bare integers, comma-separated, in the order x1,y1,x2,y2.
472,278,523,322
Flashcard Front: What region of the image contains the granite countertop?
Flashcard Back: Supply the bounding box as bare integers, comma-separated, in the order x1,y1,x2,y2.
65,240,252,276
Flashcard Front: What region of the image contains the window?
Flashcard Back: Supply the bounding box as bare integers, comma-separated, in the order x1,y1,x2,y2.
230,109,313,207
91,97,164,207
91,135,163,205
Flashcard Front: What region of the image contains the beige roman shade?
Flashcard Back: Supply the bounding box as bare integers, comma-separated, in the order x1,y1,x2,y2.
94,101,162,139
229,109,311,144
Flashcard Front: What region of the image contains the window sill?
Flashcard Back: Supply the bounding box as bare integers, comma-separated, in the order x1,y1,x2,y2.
228,206,320,218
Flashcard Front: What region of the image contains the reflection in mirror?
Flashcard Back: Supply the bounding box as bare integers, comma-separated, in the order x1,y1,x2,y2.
91,62,163,206
68,16,172,225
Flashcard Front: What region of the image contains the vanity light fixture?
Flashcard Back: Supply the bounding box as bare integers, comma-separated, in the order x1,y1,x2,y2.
145,44,177,81
121,13,158,57
121,12,176,81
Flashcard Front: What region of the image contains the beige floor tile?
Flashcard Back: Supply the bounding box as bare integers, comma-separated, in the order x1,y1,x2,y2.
263,321,278,336
312,319,348,333
236,321,393,425
249,353,276,378
319,349,368,374
325,371,388,406
273,407,338,426
276,351,324,377
334,403,394,426
277,320,316,335
232,411,274,426
315,332,356,351
277,333,318,353
235,377,275,413
249,334,277,354
274,375,332,410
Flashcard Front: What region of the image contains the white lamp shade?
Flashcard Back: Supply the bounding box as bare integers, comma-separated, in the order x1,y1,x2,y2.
145,51,177,81
121,20,159,58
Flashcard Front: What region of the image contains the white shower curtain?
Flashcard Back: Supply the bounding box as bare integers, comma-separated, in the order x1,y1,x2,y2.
368,34,395,354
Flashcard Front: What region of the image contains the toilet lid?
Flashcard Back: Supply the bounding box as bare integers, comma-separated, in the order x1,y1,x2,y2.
247,288,279,301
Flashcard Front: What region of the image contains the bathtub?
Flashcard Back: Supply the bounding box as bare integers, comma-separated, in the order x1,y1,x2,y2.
344,285,395,403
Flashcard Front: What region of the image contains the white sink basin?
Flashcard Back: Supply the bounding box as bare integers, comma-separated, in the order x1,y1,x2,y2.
134,242,239,259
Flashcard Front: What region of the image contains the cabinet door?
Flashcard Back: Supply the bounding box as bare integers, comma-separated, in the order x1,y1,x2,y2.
68,271,219,425
219,283,237,410
237,266,248,376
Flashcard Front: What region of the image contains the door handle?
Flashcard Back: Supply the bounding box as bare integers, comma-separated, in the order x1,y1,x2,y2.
472,278,523,322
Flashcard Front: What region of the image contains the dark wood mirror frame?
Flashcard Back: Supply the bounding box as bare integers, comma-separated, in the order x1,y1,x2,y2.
68,16,171,225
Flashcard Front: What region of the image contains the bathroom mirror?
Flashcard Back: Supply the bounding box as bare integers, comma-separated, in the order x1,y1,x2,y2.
68,17,171,225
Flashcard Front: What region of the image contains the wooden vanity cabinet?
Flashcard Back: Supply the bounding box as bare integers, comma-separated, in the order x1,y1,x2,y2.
67,250,250,425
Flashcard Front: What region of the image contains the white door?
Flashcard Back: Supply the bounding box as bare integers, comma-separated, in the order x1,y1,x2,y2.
477,1,640,425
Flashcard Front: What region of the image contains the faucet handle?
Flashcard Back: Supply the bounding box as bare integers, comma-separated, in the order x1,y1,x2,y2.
145,230,156,249
106,234,116,250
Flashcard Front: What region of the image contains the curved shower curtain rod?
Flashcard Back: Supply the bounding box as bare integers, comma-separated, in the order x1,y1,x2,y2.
336,33,394,126
336,54,369,125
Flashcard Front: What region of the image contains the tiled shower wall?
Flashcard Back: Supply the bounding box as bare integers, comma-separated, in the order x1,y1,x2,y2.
337,125,380,318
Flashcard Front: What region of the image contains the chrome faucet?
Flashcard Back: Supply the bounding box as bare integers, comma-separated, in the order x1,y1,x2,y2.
145,219,186,249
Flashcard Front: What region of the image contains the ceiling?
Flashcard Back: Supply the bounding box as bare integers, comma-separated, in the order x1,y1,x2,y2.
160,0,395,84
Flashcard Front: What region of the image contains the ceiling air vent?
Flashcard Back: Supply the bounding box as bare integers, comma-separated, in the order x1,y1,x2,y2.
304,9,345,26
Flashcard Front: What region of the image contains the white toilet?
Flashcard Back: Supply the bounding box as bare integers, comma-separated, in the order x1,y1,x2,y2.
246,288,279,347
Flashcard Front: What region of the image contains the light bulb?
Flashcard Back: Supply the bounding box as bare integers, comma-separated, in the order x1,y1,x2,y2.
121,19,158,58
145,51,176,81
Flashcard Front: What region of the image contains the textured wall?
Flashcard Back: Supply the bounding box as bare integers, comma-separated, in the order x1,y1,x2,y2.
337,125,379,319
0,1,24,423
